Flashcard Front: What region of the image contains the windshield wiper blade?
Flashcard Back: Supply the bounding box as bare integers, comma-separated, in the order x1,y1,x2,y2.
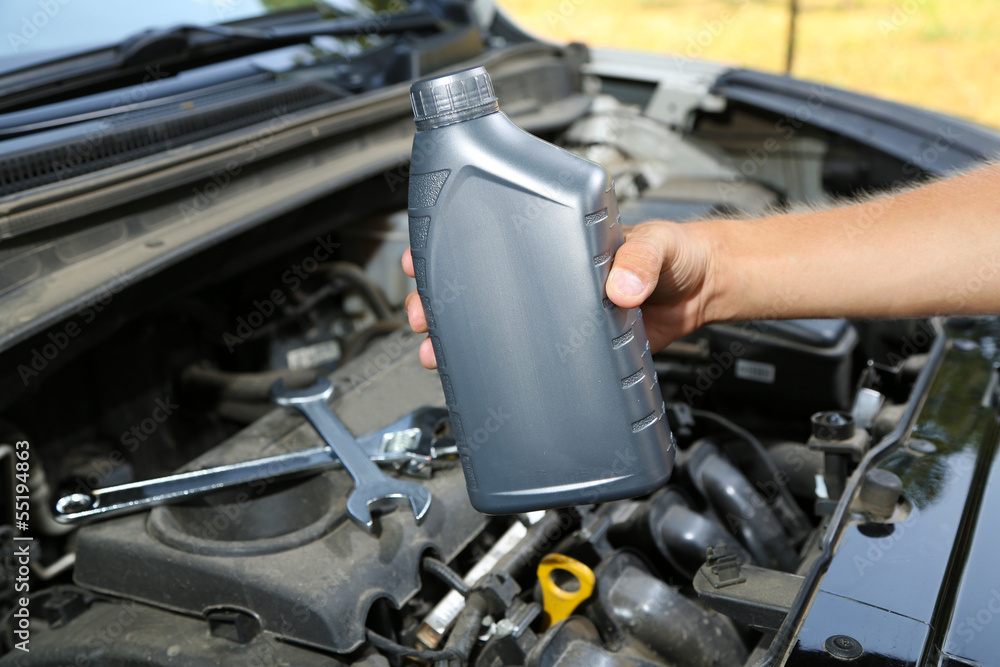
259,12,444,39
117,11,443,66
121,10,445,66
0,10,443,109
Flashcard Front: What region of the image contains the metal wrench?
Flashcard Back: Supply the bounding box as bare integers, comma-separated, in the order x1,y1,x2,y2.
269,377,432,531
53,382,437,527
53,445,343,525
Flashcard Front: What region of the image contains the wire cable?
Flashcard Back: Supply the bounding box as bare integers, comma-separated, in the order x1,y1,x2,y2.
422,557,470,597
365,629,463,661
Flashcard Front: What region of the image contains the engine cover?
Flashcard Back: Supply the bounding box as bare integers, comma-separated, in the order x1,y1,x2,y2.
72,332,488,653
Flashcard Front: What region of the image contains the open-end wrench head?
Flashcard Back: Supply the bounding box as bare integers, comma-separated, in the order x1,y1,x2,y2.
345,480,432,532
345,492,375,531
270,377,334,406
407,483,433,522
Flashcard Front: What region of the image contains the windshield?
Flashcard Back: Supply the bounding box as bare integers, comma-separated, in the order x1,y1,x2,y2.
1,0,330,59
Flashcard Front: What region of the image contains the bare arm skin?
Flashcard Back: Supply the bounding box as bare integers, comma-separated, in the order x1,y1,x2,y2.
403,162,1000,369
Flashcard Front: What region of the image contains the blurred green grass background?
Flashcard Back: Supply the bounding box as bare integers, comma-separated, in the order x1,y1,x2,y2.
498,0,1000,129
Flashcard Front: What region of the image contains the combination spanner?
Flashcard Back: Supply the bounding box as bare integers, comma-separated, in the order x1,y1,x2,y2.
53,378,434,529
269,377,432,530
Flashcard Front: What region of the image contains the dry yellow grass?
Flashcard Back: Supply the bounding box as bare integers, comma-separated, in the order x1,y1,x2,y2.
498,0,1000,129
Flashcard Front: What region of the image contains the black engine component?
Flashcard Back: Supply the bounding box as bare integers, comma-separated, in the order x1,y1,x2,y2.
2,587,370,666
687,440,797,572
682,319,858,415
586,551,747,667
611,488,754,579
70,333,487,654
525,616,662,667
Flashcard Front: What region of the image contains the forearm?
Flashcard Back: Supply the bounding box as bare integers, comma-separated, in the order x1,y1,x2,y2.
407,163,1000,367
695,163,1000,323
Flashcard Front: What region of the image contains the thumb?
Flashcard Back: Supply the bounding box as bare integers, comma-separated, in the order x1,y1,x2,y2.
606,224,674,309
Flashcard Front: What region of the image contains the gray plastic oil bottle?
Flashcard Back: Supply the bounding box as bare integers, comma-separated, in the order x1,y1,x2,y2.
407,66,674,514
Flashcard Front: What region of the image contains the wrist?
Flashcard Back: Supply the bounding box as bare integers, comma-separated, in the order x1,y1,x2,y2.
693,213,815,325
683,218,738,326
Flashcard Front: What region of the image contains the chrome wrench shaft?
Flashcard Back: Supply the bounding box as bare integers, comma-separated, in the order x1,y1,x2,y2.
53,445,339,524
54,380,436,526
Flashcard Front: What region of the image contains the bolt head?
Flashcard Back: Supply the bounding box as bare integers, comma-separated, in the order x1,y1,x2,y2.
811,411,856,441
907,438,937,455
824,634,863,660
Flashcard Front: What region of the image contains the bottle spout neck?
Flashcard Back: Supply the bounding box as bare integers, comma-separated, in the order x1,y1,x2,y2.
410,66,500,130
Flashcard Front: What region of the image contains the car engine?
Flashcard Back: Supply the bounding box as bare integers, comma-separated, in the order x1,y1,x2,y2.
0,52,947,666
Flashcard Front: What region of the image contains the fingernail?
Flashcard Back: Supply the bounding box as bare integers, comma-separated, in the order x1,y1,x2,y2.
409,300,424,328
611,269,644,297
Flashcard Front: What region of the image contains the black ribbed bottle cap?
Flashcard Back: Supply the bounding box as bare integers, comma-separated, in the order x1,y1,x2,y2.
410,66,499,130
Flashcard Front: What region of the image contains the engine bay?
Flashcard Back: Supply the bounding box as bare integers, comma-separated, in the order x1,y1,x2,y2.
0,63,946,665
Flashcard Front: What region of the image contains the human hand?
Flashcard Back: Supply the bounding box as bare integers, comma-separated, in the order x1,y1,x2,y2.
604,220,718,352
401,247,439,369
401,220,718,369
